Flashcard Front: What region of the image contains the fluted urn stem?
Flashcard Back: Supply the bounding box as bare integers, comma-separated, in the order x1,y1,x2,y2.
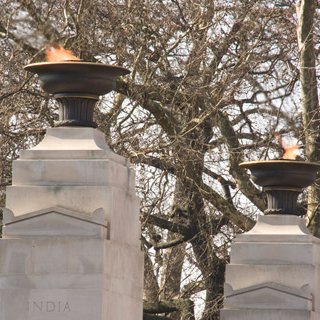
55,95,98,128
239,160,320,216
263,187,302,215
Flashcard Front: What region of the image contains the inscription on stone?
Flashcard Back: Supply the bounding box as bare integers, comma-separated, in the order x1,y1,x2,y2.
29,301,71,313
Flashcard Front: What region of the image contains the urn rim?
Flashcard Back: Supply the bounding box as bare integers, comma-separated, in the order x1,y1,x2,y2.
24,61,130,75
239,160,320,189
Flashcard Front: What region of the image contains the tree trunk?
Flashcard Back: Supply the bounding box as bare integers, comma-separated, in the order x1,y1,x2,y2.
161,179,188,320
296,0,320,236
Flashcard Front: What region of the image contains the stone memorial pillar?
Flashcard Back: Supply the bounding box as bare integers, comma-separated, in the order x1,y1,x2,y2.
1,62,143,320
221,160,320,320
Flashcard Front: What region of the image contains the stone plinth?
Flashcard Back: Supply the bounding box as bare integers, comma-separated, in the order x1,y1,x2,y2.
2,127,143,320
221,215,320,320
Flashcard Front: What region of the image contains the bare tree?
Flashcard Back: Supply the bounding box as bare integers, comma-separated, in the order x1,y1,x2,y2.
296,0,320,236
0,1,318,319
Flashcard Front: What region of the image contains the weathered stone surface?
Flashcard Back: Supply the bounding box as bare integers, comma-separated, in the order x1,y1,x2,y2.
12,159,134,188
20,127,123,161
235,215,315,242
0,288,104,320
221,215,320,320
2,207,107,238
221,309,314,320
1,126,143,320
224,282,312,309
225,264,315,291
0,231,143,320
5,186,140,244
230,242,317,264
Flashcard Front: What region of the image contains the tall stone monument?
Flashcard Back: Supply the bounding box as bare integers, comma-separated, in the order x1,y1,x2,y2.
1,62,143,319
221,160,320,320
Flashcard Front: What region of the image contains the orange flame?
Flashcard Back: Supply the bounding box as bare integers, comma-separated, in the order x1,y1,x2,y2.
46,45,80,62
276,134,300,160
282,143,300,160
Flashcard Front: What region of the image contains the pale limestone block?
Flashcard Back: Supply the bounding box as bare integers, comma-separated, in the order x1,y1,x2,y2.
27,288,103,318
220,309,315,320
104,240,144,289
104,291,143,320
27,288,103,320
0,238,143,286
16,127,136,191
2,207,107,238
0,237,144,320
234,215,317,243
224,282,312,310
221,215,320,319
0,274,104,290
0,275,33,289
5,186,140,244
1,126,143,320
314,260,320,310
3,207,105,226
230,242,316,265
19,127,125,164
107,188,141,244
5,186,110,217
106,275,143,298
0,287,143,320
0,288,30,320
238,233,316,243
12,159,133,190
0,237,106,275
30,127,109,151
31,238,107,274
32,239,74,274
246,215,311,235
0,239,33,274
225,264,315,291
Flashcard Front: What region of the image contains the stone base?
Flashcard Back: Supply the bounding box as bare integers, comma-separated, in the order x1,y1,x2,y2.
0,237,143,320
3,127,144,320
221,215,320,320
221,309,319,320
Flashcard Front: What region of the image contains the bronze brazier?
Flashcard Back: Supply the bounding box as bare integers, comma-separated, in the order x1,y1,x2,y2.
240,160,320,215
24,62,130,127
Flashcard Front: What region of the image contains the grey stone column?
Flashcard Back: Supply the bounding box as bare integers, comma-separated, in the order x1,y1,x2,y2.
221,215,320,320
1,127,143,320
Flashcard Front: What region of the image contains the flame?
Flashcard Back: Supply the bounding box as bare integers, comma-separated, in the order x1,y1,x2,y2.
276,134,300,160
282,143,300,160
45,45,80,62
